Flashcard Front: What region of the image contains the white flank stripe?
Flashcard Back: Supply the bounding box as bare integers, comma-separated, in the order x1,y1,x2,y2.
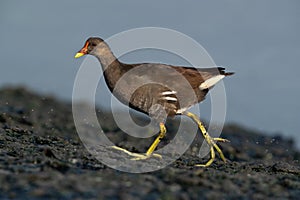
199,75,225,90
161,91,177,95
176,107,188,114
162,96,178,101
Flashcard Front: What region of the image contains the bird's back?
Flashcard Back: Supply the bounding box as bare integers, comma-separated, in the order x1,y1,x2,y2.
111,63,233,120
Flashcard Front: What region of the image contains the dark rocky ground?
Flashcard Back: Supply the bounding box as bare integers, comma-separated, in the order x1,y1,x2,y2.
0,87,299,199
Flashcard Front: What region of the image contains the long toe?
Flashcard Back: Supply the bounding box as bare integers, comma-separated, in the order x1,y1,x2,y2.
111,146,162,160
131,153,162,160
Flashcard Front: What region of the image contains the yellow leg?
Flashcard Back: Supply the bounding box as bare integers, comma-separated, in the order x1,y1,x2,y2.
183,111,229,167
146,123,166,155
111,122,166,160
131,122,166,160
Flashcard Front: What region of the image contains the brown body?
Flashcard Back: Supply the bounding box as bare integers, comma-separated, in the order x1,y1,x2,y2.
75,37,233,121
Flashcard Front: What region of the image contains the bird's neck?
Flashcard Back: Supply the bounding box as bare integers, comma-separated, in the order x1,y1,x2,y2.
92,43,126,91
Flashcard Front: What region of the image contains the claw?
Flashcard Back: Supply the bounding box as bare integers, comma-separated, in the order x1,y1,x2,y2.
213,138,230,143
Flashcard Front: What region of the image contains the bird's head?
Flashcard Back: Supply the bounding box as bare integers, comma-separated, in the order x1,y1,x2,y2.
74,37,104,58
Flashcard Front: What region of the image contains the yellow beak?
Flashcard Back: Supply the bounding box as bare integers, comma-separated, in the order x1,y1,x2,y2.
74,52,85,58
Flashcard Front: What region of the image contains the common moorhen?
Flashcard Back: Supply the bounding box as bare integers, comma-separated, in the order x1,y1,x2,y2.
75,37,234,167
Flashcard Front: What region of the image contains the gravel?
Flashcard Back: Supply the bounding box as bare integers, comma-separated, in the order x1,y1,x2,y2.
0,87,299,199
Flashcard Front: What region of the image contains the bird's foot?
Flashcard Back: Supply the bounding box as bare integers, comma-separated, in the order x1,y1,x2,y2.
195,135,229,167
111,146,162,160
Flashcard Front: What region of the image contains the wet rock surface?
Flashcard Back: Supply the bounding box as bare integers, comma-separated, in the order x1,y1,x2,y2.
0,87,299,199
